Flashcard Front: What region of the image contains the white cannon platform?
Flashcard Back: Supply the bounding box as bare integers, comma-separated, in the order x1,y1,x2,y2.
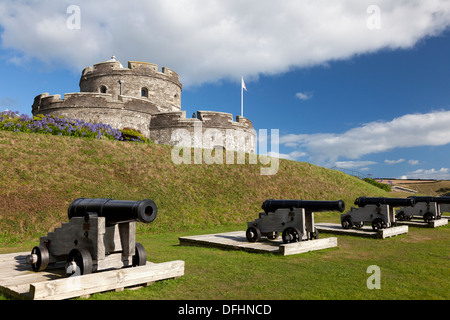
0,251,184,300
179,231,337,256
396,218,448,228
315,223,408,239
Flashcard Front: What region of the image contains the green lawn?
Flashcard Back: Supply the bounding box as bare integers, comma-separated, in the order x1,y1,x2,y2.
2,220,447,300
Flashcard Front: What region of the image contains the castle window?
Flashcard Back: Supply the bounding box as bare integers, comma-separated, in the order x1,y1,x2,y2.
99,85,107,93
141,87,148,98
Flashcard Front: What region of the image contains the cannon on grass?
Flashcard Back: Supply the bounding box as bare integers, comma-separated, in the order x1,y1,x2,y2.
396,196,450,222
26,198,157,277
246,199,345,244
340,197,415,231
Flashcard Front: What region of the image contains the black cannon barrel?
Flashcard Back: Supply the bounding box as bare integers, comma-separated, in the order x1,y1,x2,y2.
68,198,157,225
408,196,450,204
261,199,345,213
354,197,415,208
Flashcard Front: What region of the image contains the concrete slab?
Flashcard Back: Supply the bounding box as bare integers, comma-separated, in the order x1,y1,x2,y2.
397,218,448,228
179,231,338,256
316,223,408,239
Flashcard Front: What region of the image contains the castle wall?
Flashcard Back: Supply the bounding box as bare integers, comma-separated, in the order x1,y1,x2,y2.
32,92,162,137
149,111,256,153
79,60,182,111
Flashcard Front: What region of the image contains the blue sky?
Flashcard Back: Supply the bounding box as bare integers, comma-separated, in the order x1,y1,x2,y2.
1,0,450,180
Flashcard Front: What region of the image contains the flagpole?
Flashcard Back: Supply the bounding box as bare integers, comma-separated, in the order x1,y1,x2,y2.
241,76,244,117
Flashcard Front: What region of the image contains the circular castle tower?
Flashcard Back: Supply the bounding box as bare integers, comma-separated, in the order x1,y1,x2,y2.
32,57,255,153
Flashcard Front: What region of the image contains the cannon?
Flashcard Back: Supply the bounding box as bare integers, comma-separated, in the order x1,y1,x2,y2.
246,199,345,244
341,197,415,230
396,196,450,222
26,198,157,277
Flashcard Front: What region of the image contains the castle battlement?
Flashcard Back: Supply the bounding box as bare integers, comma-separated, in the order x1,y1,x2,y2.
80,59,181,87
149,110,256,153
32,91,172,115
150,110,254,131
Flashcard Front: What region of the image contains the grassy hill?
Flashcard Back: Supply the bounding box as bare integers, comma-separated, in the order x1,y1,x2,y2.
0,130,387,244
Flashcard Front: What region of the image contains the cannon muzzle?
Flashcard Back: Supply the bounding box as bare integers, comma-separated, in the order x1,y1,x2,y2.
408,196,450,204
68,198,157,226
354,197,415,208
261,199,345,213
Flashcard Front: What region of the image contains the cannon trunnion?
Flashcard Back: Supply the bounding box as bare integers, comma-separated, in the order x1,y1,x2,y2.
247,199,345,244
340,197,415,231
27,198,157,277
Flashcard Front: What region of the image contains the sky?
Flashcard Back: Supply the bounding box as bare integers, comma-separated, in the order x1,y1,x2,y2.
1,0,450,180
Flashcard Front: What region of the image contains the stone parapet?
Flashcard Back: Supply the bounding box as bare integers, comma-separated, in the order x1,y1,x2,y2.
31,92,168,137
149,110,255,153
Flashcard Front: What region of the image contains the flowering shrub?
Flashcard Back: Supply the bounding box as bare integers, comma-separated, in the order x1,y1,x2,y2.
0,111,149,143
121,127,149,143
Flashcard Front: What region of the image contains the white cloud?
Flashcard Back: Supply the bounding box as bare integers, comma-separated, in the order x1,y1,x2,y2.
268,150,306,160
295,92,313,101
280,110,450,163
408,159,420,165
385,159,405,165
403,168,450,180
0,0,450,86
334,160,377,169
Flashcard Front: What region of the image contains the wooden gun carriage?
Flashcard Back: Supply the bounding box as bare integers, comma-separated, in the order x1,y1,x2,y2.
26,198,157,277
340,197,414,230
246,199,345,244
396,196,450,222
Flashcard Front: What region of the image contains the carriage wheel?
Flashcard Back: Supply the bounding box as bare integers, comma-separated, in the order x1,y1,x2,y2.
372,218,386,231
341,218,353,229
65,248,93,277
246,226,261,242
27,245,49,272
310,227,319,240
423,212,434,223
133,242,147,267
396,211,406,221
282,227,301,244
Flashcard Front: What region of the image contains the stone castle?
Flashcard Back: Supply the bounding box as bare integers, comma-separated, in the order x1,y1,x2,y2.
32,57,256,153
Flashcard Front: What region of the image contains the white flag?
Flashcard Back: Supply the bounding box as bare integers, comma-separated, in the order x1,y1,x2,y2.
242,78,247,91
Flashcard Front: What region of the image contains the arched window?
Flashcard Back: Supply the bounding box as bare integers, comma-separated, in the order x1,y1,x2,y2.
141,87,148,98
99,85,107,93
